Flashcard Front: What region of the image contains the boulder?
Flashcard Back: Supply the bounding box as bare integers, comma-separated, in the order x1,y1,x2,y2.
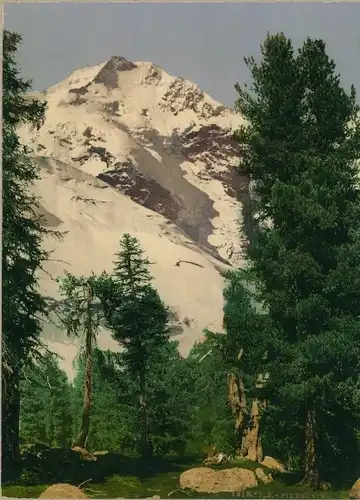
260,456,286,473
350,478,360,499
39,483,88,499
255,467,273,484
179,467,258,493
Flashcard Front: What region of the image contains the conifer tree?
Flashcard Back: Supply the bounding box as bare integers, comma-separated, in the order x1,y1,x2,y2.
57,273,103,449
221,270,272,461
2,30,54,476
234,33,360,486
102,234,169,459
146,340,193,456
72,348,139,453
20,353,73,448
186,334,235,456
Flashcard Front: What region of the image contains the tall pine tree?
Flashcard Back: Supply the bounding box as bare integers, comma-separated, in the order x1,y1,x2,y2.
234,33,360,486
2,30,55,477
100,234,170,460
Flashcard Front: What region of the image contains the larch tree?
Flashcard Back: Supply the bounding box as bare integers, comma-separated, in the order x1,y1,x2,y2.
57,272,103,449
234,33,360,486
2,30,56,477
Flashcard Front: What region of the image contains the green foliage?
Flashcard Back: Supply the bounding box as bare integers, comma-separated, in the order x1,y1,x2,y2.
3,30,50,367
72,349,139,454
96,235,170,371
146,341,193,456
20,353,73,448
111,286,170,372
109,234,169,362
186,334,235,456
98,235,170,457
221,270,272,390
234,32,360,482
2,29,59,473
72,344,193,457
56,272,104,350
113,233,152,297
57,271,112,448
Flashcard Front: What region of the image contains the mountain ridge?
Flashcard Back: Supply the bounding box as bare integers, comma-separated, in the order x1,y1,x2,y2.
19,56,248,377
21,55,248,265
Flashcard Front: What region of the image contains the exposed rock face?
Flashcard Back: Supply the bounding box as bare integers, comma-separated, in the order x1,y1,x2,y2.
179,467,258,493
93,56,137,89
19,57,248,266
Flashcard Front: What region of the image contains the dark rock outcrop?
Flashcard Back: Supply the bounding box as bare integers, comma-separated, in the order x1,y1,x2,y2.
93,56,137,89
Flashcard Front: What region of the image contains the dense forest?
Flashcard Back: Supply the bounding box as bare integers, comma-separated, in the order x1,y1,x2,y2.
3,28,360,498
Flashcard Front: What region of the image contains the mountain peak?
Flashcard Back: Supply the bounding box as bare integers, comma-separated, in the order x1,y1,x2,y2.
93,56,137,89
18,57,249,363
20,58,246,267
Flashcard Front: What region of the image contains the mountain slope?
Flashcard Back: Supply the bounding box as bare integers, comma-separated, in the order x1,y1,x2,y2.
18,57,248,377
20,56,248,265
34,157,233,378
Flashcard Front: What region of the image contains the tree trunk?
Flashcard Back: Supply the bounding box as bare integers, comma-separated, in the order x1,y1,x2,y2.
73,287,93,449
2,363,21,480
227,372,247,456
139,366,151,459
240,398,264,462
302,406,319,488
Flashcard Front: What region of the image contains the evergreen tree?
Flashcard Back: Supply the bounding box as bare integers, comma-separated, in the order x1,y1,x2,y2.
221,270,272,461
72,349,139,454
20,353,73,448
146,340,193,456
234,33,360,486
57,272,104,449
186,333,235,456
2,30,55,476
112,233,152,297
72,344,192,458
101,234,170,459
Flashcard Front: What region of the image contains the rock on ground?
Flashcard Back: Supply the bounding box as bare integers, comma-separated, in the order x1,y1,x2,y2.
179,467,258,493
260,456,286,473
39,483,88,499
350,478,360,499
255,467,273,484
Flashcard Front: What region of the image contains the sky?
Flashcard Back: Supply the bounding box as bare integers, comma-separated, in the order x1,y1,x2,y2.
5,2,360,108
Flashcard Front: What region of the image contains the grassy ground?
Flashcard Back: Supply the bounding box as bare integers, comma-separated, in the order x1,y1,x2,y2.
1,456,350,499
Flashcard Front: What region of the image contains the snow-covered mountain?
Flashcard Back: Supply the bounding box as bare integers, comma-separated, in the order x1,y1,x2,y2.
19,56,248,378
